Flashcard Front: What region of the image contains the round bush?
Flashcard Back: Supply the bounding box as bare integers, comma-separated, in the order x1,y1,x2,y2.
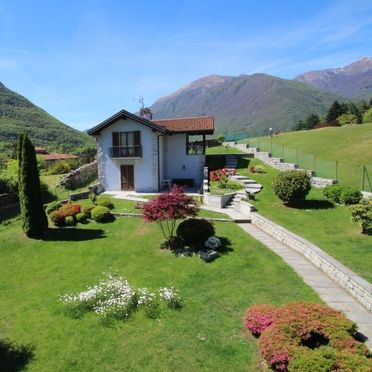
176,218,215,247
272,171,311,204
65,216,76,226
46,201,63,215
339,186,362,205
322,184,344,204
49,210,66,227
82,205,95,218
91,206,112,222
76,212,88,224
96,195,114,209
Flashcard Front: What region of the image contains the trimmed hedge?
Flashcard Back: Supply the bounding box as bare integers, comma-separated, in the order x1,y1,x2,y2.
272,171,311,204
323,184,362,205
91,206,112,222
96,195,114,209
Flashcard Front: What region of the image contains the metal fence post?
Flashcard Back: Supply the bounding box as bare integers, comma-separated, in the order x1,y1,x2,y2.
335,160,338,180
281,145,284,160
314,155,316,172
362,165,365,191
258,136,260,148
270,137,273,154
296,147,299,165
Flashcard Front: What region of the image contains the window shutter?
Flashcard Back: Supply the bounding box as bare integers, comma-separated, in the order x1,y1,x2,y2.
112,132,120,146
134,131,141,146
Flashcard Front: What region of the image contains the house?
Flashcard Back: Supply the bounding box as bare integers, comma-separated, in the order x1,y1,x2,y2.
87,109,214,192
34,147,79,168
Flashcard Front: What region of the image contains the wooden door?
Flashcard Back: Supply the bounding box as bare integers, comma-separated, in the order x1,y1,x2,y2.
120,165,134,190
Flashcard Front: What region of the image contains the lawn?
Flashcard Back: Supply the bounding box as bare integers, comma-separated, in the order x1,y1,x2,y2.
206,145,246,155
238,157,372,283
238,124,372,190
0,208,319,371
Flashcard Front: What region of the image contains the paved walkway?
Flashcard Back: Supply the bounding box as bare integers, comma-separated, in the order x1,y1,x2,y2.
201,206,372,349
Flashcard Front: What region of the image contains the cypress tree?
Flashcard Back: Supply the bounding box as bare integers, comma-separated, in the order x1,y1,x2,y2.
18,134,48,238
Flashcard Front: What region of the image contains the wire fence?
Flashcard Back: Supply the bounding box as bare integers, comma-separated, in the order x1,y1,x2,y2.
242,137,372,192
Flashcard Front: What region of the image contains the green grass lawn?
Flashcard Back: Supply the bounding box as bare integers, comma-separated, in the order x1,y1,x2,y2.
239,157,372,283
206,145,246,155
239,124,372,190
0,211,319,371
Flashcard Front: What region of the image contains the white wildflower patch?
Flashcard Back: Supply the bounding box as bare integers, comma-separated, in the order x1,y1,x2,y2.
204,236,221,250
59,272,182,322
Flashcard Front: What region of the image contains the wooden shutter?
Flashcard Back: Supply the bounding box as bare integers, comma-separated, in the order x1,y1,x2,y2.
112,132,120,157
134,131,141,146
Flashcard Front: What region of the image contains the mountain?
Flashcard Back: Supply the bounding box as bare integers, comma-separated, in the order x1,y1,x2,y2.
150,73,339,136
0,82,94,157
294,57,372,99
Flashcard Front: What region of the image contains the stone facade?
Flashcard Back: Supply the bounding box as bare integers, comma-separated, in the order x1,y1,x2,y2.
250,212,372,312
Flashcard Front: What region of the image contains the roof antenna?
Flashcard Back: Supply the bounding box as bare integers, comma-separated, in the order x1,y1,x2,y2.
138,96,145,110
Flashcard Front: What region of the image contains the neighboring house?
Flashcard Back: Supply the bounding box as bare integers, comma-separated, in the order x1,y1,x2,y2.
35,147,79,168
87,109,214,192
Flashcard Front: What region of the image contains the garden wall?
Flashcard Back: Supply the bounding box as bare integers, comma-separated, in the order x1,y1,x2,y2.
250,212,372,312
203,192,235,208
58,160,98,190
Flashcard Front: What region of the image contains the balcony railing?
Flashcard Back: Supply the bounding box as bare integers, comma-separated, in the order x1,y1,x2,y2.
109,146,142,158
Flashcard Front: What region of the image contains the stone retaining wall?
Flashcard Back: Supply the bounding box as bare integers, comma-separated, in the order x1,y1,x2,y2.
58,161,98,190
203,192,235,208
250,212,372,312
223,142,337,188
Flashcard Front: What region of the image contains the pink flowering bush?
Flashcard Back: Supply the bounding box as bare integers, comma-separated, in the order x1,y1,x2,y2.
243,302,372,371
210,168,236,188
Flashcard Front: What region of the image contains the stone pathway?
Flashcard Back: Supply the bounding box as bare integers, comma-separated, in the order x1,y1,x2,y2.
200,205,372,349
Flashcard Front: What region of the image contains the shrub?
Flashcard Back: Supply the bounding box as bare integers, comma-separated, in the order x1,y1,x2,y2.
272,171,311,204
96,194,114,209
323,184,362,205
76,212,88,224
349,198,372,234
47,160,72,175
322,184,344,204
249,165,265,173
89,192,97,204
339,186,362,205
49,210,66,227
243,304,276,336
46,201,63,215
59,203,81,217
91,206,112,222
65,216,76,226
176,218,215,248
82,205,95,218
243,302,371,372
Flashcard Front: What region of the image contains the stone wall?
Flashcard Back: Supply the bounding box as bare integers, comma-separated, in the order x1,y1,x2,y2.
58,161,98,190
250,212,372,312
224,142,338,188
203,192,235,208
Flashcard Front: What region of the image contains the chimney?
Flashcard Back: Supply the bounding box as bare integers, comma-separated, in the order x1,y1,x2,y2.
139,107,153,120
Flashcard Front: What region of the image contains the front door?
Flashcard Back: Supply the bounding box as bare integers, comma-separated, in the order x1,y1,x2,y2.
120,165,134,190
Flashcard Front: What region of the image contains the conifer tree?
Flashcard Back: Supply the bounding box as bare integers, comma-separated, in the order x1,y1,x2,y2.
326,101,343,123
18,134,48,238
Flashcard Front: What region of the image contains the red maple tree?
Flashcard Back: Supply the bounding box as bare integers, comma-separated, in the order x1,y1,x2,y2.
138,185,199,245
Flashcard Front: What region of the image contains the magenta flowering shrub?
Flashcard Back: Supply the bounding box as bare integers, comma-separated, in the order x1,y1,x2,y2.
243,302,372,371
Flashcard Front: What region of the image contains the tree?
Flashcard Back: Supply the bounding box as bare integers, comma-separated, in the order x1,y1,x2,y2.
18,134,48,238
326,101,344,123
345,102,362,123
304,113,320,129
363,107,372,124
349,198,372,234
337,113,358,126
139,185,199,247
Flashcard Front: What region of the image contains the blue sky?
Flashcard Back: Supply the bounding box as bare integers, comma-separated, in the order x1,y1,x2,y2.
1,0,372,130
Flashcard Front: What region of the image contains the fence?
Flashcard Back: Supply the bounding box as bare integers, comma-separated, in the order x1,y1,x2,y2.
240,136,372,192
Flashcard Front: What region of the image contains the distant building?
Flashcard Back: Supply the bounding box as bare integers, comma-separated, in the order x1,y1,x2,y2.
35,147,79,167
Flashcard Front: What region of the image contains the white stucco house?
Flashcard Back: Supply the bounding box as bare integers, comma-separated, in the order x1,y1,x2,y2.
87,109,214,192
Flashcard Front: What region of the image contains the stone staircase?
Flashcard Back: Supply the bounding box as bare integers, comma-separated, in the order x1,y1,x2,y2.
230,174,263,195
224,154,238,169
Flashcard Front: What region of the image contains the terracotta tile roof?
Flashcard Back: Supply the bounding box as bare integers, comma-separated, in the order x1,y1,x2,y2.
153,116,214,134
42,153,79,161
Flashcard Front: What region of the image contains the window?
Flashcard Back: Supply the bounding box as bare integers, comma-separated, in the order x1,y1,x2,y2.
186,134,205,155
111,131,141,157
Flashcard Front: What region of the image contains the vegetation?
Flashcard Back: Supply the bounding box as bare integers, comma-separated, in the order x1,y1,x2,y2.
0,82,94,158
240,124,372,190
244,302,371,371
238,157,372,282
323,184,362,205
91,206,112,222
17,134,48,238
349,198,372,234
139,186,198,247
0,208,319,370
96,194,114,209
272,170,311,204
176,218,215,248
